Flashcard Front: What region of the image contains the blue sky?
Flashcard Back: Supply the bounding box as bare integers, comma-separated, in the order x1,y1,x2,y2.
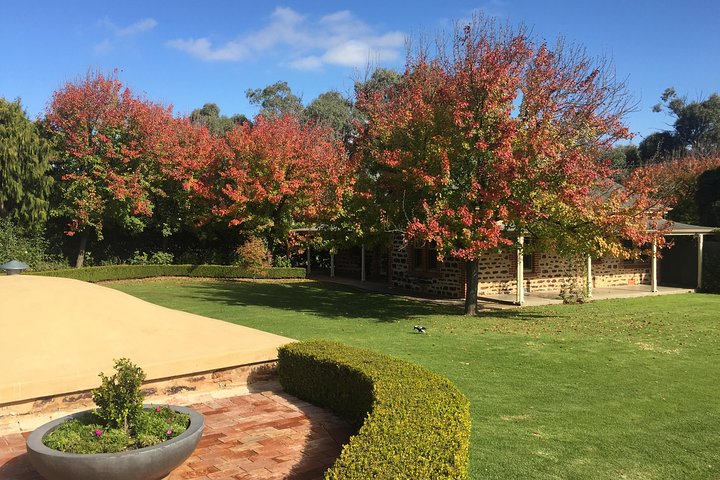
1,0,718,142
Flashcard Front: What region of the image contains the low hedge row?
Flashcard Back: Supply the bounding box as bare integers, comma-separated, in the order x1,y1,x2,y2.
31,265,306,282
277,340,470,480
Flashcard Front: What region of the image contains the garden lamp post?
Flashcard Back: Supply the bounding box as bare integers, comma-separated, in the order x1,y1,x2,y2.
0,260,29,275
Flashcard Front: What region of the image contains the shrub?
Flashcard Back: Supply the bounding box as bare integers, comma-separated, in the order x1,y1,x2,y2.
235,237,271,275
277,341,470,480
272,255,293,268
0,218,64,269
128,251,174,265
31,264,306,282
92,358,146,433
44,360,190,454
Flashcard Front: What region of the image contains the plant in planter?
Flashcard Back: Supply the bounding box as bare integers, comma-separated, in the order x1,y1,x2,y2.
26,358,204,480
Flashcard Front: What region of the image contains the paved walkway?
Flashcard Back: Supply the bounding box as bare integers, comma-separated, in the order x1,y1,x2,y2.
0,387,354,480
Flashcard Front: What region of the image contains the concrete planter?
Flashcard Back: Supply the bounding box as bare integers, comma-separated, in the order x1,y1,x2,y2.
26,405,203,480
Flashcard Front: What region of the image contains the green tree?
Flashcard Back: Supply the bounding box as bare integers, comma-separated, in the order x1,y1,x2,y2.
696,167,720,226
305,90,355,143
354,68,402,99
640,88,720,162
246,81,304,118
189,103,247,136
0,98,52,225
638,131,680,163
603,144,641,177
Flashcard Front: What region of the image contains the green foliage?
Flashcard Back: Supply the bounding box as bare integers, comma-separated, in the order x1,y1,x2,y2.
701,242,720,293
189,102,247,135
31,264,306,282
0,218,64,269
128,250,174,265
272,255,293,268
235,237,271,275
306,90,356,143
0,98,52,224
43,408,190,454
278,340,471,480
696,168,720,226
354,67,402,98
642,89,720,162
246,81,304,118
92,358,146,432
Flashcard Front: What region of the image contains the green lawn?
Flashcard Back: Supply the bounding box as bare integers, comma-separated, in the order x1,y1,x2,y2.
110,279,720,479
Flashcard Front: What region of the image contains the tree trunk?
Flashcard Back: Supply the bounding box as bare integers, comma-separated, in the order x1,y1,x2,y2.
75,230,90,268
464,258,480,315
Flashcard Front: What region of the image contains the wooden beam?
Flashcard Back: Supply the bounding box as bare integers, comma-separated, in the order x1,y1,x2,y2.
361,244,366,282
306,246,311,275
516,236,525,306
586,255,593,298
651,238,658,293
697,233,704,290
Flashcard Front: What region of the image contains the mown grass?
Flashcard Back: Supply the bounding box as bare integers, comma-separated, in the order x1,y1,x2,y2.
110,279,720,479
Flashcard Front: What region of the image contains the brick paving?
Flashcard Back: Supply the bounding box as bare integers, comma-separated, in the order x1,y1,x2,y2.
0,389,354,480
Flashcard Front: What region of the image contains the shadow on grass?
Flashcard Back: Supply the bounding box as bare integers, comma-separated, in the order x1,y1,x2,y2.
178,280,462,322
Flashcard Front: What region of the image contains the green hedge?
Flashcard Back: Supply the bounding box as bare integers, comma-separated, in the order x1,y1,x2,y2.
31,265,306,282
277,340,470,480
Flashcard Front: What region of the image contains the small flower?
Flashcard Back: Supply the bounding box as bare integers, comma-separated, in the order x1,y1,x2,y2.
165,429,173,436
94,429,103,437
155,406,162,412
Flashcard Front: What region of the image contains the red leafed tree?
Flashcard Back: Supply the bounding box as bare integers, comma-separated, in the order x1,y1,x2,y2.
150,116,228,246
216,113,351,255
354,16,657,314
45,71,177,267
625,153,720,224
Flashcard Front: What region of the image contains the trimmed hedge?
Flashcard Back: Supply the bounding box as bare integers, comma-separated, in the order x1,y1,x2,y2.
30,264,306,282
277,340,470,480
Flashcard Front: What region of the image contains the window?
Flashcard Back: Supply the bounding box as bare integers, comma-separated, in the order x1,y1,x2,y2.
522,237,536,274
409,241,440,274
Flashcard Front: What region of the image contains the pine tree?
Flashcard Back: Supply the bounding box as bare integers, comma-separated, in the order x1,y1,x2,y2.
0,98,52,226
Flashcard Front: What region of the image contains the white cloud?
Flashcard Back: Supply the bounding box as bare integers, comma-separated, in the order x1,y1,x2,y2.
117,18,158,36
166,38,250,61
94,16,158,54
289,56,324,71
167,7,405,70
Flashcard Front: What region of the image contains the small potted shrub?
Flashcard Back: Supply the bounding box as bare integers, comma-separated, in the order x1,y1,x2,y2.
26,358,204,480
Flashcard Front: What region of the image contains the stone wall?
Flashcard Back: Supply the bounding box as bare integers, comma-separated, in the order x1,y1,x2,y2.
389,236,465,298
474,251,650,295
387,237,651,298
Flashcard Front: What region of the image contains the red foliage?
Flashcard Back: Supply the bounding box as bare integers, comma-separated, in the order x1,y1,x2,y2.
214,114,352,250
45,71,178,238
353,18,651,264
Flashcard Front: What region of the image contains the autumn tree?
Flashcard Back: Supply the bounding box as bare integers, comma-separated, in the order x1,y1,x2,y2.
215,113,351,256
0,98,52,225
152,116,230,249
626,153,720,224
353,17,653,314
44,71,176,267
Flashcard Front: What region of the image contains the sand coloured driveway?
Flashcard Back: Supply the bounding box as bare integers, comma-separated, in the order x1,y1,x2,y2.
0,275,294,405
